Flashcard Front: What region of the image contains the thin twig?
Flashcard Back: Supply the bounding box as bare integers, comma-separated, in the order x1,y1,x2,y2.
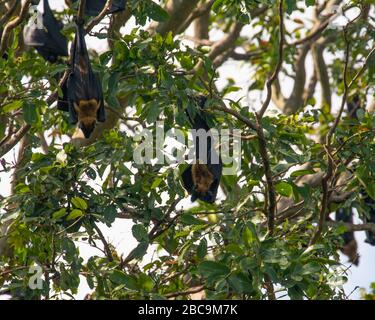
86,0,113,33
0,0,18,27
92,222,114,262
309,22,352,246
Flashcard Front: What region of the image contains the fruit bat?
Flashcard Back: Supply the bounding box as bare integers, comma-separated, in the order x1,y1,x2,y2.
23,0,68,63
346,94,361,119
70,0,126,16
57,24,105,138
181,96,222,203
363,195,375,246
346,95,375,246
335,208,359,265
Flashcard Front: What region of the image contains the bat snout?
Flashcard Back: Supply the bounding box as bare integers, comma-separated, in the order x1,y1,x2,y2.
79,120,96,139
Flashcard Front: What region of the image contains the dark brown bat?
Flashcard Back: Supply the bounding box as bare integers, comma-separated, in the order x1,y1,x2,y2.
23,0,68,63
57,24,105,138
335,208,359,265
70,0,126,16
181,96,222,203
346,95,375,246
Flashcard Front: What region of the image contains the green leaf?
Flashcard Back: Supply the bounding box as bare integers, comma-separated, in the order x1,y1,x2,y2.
3,100,23,113
137,273,154,292
109,270,138,290
227,272,253,294
290,169,315,177
52,208,67,220
305,0,315,6
132,241,149,259
148,3,169,22
198,261,230,278
132,224,149,242
180,214,204,225
103,205,117,225
23,102,38,124
275,181,293,197
151,177,163,189
285,0,297,14
197,238,207,259
146,102,160,123
71,197,88,210
66,209,83,221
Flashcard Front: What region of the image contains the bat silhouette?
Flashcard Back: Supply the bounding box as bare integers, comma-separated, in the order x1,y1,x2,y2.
182,96,222,203
335,208,359,265
23,0,68,63
70,0,126,16
363,196,375,246
57,24,105,138
346,95,375,246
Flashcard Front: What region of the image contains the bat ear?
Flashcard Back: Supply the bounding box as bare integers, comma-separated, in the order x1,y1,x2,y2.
69,102,78,124
97,99,106,122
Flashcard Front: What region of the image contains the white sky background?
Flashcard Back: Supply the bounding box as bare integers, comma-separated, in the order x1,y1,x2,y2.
1,1,374,300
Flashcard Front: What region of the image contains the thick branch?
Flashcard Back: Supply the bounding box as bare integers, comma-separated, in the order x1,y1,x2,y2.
257,1,284,118
312,43,331,109
85,0,113,33
0,0,31,55
328,221,375,234
0,124,31,158
149,0,201,36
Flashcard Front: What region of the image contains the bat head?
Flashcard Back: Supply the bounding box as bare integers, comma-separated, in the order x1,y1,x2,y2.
192,163,214,195
74,99,100,139
341,239,359,266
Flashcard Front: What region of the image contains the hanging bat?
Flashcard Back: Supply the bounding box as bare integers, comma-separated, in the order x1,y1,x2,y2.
181,96,222,203
346,94,361,119
69,0,126,16
346,95,375,245
335,208,359,265
57,24,105,138
23,0,68,63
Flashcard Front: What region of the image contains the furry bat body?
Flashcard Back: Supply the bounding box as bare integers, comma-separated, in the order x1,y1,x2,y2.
182,96,222,203
23,0,68,63
335,208,359,265
70,0,126,16
57,24,105,138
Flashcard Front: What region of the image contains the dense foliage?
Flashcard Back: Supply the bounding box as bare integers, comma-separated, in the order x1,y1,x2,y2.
0,0,374,300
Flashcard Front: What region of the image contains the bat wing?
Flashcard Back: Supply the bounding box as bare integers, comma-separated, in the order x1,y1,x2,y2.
335,208,354,245
24,0,68,62
335,208,353,223
364,201,375,246
68,24,105,118
71,0,126,16
57,76,70,112
182,95,223,203
182,165,194,194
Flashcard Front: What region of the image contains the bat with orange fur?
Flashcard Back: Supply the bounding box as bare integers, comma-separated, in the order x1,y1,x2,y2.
57,24,105,138
182,96,222,203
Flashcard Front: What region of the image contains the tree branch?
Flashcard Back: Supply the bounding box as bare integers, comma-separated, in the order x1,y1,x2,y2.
149,0,201,36
0,0,31,55
85,0,113,33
